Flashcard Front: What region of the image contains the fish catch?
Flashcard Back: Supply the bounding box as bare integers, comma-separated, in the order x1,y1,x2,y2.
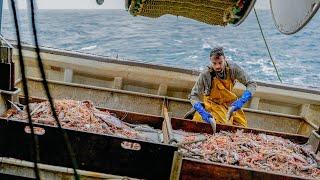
179,129,320,179
7,99,161,143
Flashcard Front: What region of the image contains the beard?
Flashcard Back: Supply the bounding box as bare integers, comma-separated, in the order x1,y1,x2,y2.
215,69,223,73
214,67,224,73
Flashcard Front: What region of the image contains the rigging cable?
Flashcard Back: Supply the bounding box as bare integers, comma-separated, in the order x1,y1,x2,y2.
28,0,80,179
253,8,282,83
9,0,40,179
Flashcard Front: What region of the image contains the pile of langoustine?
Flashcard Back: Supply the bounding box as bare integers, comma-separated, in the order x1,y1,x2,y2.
178,130,320,179
4,99,320,178
5,99,161,142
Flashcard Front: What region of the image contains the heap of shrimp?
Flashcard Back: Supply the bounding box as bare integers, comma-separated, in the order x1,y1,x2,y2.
179,130,320,179
8,99,145,140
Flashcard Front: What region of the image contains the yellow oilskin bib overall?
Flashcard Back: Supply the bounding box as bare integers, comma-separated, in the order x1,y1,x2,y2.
192,66,248,127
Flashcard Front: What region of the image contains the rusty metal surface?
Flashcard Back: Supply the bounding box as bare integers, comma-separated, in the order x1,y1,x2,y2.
170,118,311,180
305,104,320,128
180,158,310,180
246,111,303,134
105,108,164,129
168,99,191,118
258,99,300,115
170,117,308,144
3,96,313,179
19,95,309,144
17,79,313,136
22,96,306,142
0,119,176,179
21,80,164,116
1,96,178,179
298,121,316,136
162,103,177,144
0,95,6,115
170,152,183,180
307,130,320,154
0,158,133,180
21,95,165,130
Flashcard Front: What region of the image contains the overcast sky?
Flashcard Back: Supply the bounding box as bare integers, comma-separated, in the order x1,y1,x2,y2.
3,0,269,10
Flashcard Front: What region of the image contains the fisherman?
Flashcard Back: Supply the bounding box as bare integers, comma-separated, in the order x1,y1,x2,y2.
189,47,257,127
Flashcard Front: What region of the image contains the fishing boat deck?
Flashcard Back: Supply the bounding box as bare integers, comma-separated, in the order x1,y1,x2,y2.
4,44,318,137
1,96,318,179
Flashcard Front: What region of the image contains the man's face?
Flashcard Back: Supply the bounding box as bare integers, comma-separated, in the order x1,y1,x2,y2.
211,55,225,72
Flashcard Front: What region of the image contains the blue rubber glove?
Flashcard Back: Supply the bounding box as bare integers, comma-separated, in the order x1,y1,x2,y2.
231,90,252,111
193,102,212,123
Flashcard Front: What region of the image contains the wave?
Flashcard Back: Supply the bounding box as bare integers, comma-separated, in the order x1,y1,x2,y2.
78,45,97,51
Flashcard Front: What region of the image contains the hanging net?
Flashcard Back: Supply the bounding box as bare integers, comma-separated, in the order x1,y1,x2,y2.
126,0,256,26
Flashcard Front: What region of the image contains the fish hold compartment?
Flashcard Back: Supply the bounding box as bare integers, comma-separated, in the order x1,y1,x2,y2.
170,117,319,180
0,96,177,179
8,97,165,143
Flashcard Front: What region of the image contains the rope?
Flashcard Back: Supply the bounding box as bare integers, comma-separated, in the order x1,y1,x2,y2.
9,0,40,179
28,0,80,179
253,8,282,83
